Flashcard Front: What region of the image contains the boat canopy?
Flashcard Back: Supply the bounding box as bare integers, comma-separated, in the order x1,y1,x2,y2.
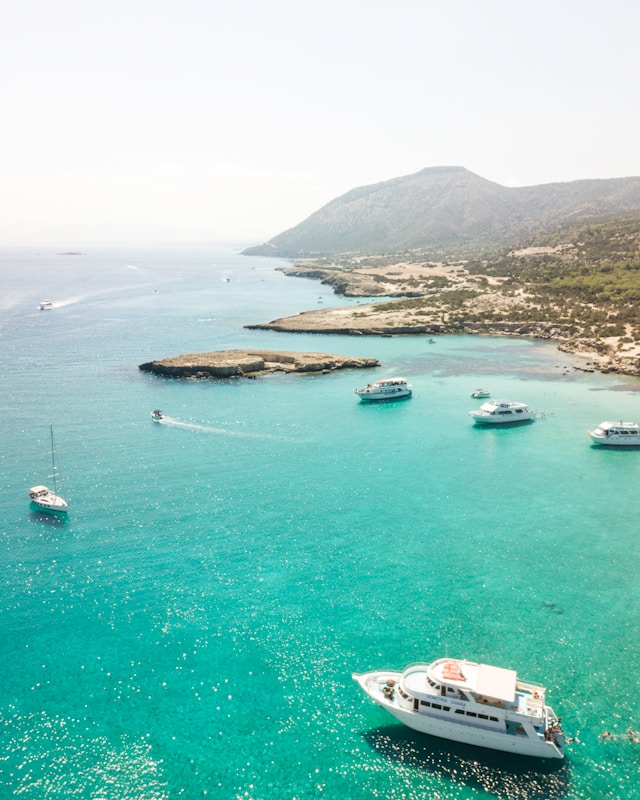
476,664,517,703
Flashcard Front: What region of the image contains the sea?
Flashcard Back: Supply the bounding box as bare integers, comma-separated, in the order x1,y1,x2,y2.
1,245,639,800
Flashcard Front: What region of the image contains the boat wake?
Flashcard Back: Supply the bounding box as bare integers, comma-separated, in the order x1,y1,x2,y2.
153,415,272,439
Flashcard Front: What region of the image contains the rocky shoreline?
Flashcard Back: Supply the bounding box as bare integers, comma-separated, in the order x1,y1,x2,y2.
245,263,640,378
139,349,379,379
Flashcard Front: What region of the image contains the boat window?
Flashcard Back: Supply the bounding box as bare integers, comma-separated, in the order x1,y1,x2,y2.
432,703,441,710
490,716,498,722
466,711,477,718
454,709,465,715
420,700,431,707
478,714,488,720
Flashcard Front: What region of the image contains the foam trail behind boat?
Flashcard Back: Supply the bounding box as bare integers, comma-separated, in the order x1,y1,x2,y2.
154,416,273,439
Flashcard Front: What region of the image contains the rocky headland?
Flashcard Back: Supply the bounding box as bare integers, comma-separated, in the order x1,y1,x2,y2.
139,349,379,379
245,257,640,377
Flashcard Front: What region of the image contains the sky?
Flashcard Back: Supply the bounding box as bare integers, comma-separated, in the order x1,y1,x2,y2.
2,0,640,246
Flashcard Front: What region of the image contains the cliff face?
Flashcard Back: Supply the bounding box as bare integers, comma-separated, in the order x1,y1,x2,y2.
243,166,640,257
139,349,379,379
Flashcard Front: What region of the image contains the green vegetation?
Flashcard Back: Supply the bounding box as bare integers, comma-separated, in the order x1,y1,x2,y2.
462,215,640,339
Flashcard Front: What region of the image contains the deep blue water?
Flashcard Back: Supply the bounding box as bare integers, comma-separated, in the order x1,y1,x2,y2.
1,245,639,799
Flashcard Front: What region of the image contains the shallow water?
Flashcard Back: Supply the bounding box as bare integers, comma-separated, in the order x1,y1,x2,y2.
1,245,639,799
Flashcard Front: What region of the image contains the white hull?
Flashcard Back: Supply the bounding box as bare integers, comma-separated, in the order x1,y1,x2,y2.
357,388,412,402
353,664,563,760
470,413,534,424
356,378,412,402
29,489,68,514
587,422,640,445
588,434,640,446
382,694,559,758
470,399,534,424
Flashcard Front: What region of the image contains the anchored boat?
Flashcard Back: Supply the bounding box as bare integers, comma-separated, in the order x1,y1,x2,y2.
29,424,68,515
469,399,534,424
587,420,640,446
353,657,564,759
355,377,412,402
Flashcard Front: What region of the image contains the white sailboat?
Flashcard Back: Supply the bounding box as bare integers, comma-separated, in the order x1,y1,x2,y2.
29,424,68,514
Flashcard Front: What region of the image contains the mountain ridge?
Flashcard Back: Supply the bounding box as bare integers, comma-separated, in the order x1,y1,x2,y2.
243,166,640,257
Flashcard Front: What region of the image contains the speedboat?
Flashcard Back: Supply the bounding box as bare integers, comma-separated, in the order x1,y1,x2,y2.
587,420,640,446
150,409,164,422
29,485,68,514
469,399,534,424
355,378,412,402
353,657,564,759
39,299,54,310
471,389,491,398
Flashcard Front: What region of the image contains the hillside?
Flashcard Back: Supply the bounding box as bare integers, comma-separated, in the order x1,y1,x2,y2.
243,166,640,257
245,215,640,377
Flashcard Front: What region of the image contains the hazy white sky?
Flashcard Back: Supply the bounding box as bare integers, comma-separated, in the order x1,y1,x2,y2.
2,0,639,246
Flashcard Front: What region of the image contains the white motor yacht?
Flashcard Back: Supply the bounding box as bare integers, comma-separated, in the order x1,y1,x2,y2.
355,377,412,402
353,657,564,759
469,399,534,424
587,420,640,446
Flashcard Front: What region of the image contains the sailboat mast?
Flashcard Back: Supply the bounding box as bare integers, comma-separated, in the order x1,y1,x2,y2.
50,423,58,496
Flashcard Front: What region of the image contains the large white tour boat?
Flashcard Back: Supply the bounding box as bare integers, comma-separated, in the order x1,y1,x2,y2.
353,657,564,759
469,399,534,424
355,377,412,402
587,420,640,446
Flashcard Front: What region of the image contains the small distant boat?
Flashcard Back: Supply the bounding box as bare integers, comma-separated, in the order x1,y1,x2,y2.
587,420,640,446
469,399,534,424
353,656,565,759
29,424,68,514
428,338,437,343
471,389,491,399
39,299,54,310
150,409,164,422
355,377,412,402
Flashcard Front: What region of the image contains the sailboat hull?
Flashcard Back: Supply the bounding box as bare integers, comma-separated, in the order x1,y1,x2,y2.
29,486,68,514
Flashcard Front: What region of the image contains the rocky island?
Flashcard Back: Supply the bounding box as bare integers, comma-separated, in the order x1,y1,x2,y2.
139,349,379,379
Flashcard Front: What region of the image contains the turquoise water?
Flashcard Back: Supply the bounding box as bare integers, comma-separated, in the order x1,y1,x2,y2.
1,245,639,799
